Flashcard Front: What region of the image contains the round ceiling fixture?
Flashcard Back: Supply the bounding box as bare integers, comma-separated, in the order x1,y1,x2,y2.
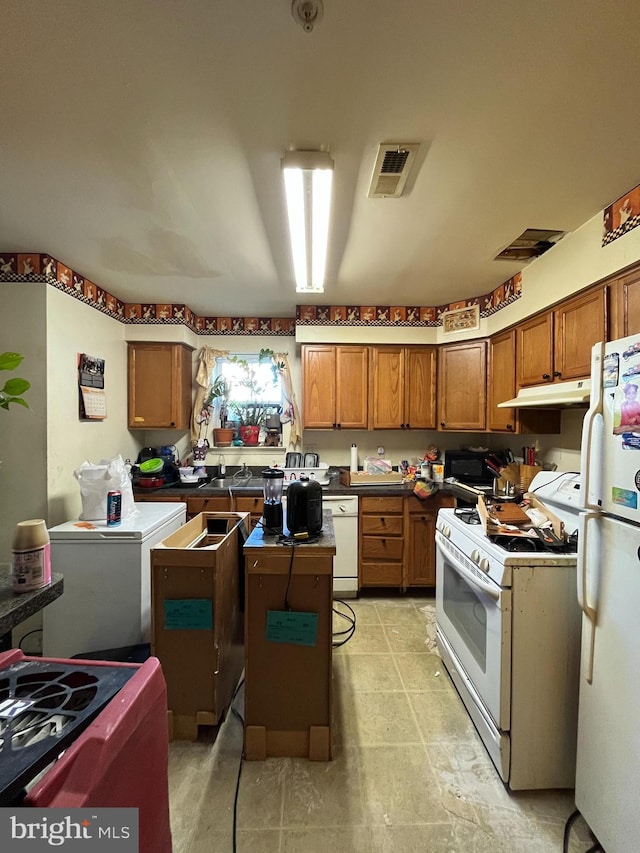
291,0,324,33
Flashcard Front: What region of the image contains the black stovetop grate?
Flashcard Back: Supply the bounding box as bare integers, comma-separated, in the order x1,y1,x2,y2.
0,659,136,804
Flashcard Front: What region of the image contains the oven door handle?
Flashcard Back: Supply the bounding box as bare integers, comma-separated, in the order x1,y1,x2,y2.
436,535,501,602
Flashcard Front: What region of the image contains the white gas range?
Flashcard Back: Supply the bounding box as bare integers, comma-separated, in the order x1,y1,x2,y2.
435,472,582,790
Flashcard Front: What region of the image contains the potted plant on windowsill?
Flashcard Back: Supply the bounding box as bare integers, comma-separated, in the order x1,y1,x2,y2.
204,375,234,448
227,350,277,446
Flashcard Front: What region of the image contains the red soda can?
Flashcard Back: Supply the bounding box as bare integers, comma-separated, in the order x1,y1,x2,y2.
107,490,122,526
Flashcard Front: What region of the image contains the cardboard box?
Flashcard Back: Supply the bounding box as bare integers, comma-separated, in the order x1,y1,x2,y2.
150,512,249,740
477,494,563,539
339,468,404,486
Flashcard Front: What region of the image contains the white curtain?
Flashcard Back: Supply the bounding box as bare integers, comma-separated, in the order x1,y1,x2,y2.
273,351,302,449
191,347,229,444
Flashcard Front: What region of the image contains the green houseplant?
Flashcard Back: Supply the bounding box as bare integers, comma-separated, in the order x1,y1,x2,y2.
203,375,234,447
226,349,278,445
0,351,30,410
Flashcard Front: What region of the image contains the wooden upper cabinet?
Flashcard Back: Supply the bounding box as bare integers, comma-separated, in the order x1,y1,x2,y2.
438,340,487,431
487,330,517,432
488,329,561,435
516,286,607,387
128,342,193,430
554,286,607,381
302,346,337,428
610,266,640,340
516,312,554,388
405,346,437,429
336,346,369,428
369,346,437,429
370,347,404,429
302,345,368,429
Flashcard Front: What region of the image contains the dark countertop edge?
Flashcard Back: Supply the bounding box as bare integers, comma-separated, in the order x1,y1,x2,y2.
135,482,460,500
244,509,337,551
0,570,64,636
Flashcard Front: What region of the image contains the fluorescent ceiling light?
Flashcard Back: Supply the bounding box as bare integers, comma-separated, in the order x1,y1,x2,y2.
282,150,334,293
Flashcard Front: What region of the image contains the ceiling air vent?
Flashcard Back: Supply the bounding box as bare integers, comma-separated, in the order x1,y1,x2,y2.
495,228,565,261
368,143,420,198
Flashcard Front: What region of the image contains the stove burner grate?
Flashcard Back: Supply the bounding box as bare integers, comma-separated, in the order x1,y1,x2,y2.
454,508,481,525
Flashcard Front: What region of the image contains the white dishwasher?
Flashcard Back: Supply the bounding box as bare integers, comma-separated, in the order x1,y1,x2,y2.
282,494,358,598
321,495,359,598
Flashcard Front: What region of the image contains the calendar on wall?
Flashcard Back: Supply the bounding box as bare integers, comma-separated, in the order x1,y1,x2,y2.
78,353,106,420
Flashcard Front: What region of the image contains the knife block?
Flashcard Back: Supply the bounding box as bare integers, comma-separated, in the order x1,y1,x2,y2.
520,464,542,491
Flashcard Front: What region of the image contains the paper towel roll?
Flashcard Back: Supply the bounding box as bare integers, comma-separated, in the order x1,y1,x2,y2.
350,444,358,473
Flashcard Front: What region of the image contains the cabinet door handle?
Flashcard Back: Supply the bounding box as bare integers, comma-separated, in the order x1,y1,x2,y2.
507,423,513,431
440,421,445,427
542,373,550,380
553,371,562,377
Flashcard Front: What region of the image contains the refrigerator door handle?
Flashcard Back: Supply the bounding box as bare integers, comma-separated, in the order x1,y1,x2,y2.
580,341,604,511
577,510,598,684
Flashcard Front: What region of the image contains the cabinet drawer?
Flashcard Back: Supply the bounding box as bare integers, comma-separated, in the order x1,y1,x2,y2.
235,496,264,514
360,496,404,514
360,562,403,586
361,536,404,561
360,515,404,536
187,496,230,515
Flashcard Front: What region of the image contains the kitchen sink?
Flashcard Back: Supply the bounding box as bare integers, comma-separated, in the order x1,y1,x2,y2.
198,477,264,490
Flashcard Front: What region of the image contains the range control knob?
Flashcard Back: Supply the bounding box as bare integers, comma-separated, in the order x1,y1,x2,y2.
479,558,490,573
471,549,480,564
438,523,451,538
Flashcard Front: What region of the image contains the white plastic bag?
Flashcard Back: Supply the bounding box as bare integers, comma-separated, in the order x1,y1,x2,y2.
74,455,136,521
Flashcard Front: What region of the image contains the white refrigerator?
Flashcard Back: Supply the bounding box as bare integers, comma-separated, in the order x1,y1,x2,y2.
44,502,186,658
577,333,640,853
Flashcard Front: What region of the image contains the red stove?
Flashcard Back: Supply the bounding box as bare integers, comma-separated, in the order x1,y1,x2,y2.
0,650,171,853
435,471,582,790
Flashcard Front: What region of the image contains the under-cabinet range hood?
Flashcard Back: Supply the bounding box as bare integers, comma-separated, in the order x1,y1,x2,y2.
497,378,591,409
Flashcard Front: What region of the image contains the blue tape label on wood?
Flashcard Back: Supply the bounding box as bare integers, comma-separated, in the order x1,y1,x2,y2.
164,599,213,630
266,610,318,646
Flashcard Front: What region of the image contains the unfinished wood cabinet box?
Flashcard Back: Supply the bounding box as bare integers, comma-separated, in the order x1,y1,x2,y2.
150,512,249,741
243,517,336,761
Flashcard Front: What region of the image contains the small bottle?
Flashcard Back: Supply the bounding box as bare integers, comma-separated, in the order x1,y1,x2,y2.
12,519,51,592
350,443,358,473
218,454,226,476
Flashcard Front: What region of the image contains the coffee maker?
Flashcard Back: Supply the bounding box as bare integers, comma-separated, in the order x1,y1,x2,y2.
262,468,284,534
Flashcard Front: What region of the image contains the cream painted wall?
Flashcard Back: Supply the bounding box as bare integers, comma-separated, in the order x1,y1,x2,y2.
0,284,48,561
46,288,140,525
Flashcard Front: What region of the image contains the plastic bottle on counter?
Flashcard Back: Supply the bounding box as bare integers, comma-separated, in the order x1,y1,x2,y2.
218,454,226,476
12,519,51,593
350,443,358,473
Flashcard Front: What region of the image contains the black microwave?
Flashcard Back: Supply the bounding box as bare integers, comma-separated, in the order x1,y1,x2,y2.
443,450,494,488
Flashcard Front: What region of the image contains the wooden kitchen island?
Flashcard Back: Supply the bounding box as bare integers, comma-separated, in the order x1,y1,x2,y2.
243,511,335,761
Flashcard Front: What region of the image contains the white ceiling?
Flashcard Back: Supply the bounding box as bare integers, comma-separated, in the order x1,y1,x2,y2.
2,1,640,318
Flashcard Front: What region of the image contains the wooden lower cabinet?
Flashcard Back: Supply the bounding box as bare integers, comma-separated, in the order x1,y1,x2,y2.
405,495,453,586
359,493,454,589
359,497,404,587
234,495,265,531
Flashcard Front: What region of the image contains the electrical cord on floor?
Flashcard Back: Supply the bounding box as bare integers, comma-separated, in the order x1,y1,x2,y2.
332,599,356,647
563,808,603,853
228,675,245,853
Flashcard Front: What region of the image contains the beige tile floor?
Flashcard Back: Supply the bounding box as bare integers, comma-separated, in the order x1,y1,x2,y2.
168,595,594,852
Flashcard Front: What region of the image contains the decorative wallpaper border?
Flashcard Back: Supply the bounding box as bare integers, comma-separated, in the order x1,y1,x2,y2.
603,183,640,246
0,252,520,333
0,253,295,335
295,273,522,327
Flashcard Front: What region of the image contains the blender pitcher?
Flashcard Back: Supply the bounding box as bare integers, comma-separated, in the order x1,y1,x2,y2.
262,468,284,534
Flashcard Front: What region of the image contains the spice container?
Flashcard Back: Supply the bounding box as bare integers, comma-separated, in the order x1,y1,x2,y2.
12,519,51,592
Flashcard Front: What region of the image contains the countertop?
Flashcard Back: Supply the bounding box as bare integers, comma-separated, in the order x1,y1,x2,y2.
244,509,336,553
0,567,64,637
134,469,463,501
